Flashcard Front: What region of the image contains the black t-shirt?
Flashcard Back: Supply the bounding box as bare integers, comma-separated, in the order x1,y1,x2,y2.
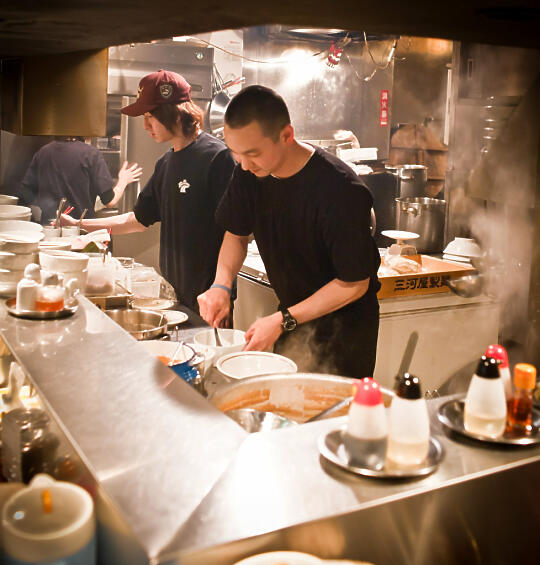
216,146,381,311
134,132,236,311
19,140,115,222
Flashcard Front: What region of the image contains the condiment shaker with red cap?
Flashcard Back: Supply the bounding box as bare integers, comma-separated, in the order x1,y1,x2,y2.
386,374,430,466
342,377,388,470
464,355,506,438
485,344,512,401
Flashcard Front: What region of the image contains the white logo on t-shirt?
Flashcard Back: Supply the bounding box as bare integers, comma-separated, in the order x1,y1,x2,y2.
178,179,190,193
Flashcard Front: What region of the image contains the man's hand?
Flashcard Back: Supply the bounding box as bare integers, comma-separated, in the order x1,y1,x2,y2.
198,287,231,327
243,312,283,351
58,213,77,227
118,161,143,185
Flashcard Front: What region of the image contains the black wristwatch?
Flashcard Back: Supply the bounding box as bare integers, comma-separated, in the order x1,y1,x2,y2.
280,308,297,332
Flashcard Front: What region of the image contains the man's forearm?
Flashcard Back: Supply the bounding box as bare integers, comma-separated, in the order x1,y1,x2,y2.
214,232,249,288
288,278,370,325
81,212,147,235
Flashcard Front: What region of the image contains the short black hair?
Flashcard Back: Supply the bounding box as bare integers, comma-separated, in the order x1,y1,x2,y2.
225,85,291,141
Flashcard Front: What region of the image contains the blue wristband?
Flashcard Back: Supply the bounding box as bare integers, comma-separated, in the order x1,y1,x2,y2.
211,283,232,295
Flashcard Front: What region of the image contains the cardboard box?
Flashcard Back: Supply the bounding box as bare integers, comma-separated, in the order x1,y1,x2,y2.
377,256,475,299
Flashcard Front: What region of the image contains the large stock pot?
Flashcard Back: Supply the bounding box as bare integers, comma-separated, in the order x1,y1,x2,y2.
395,196,446,253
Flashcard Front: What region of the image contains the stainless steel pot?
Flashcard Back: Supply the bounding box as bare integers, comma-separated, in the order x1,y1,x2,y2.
399,164,427,198
395,197,446,253
104,308,167,340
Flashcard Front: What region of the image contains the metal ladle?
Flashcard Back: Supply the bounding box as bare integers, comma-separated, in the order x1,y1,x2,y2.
445,274,485,298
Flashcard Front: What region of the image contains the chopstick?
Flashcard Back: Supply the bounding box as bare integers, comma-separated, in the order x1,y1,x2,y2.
78,208,88,229
64,206,74,215
54,197,67,228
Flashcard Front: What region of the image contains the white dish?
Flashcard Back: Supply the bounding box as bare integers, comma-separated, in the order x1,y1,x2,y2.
140,340,195,365
0,220,42,235
131,297,175,311
0,234,42,254
443,253,472,263
162,310,188,327
233,551,322,565
382,230,420,241
193,328,246,365
0,205,32,221
443,237,482,258
0,195,19,205
216,351,297,380
39,250,90,272
39,238,72,252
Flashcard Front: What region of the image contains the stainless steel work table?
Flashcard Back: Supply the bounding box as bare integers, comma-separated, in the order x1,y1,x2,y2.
0,296,538,565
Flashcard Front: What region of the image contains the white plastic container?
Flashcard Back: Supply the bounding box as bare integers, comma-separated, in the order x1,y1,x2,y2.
464,355,506,438
1,473,95,564
387,374,430,466
16,277,38,311
343,377,388,470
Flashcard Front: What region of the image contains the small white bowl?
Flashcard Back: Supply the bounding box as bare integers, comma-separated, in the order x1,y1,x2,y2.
0,195,19,205
39,250,90,272
216,351,297,380
0,251,34,270
42,225,62,239
193,328,246,365
0,234,42,254
0,220,42,235
0,205,31,221
443,237,482,258
140,340,195,365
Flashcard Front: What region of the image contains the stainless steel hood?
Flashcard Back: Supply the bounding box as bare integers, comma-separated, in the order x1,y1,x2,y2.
107,42,214,100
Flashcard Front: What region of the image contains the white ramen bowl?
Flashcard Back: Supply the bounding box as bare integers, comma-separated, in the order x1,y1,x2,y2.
193,328,246,365
0,205,31,221
444,237,482,258
216,351,297,380
0,220,42,235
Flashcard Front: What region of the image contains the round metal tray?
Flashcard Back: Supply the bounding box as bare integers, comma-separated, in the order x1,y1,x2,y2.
319,427,444,479
438,398,540,446
5,296,78,320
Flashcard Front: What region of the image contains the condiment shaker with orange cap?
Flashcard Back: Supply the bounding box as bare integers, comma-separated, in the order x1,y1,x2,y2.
342,377,388,470
386,373,430,466
464,355,506,438
485,344,512,401
506,363,537,435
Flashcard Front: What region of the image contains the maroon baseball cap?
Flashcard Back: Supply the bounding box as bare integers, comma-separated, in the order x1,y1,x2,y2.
121,69,192,116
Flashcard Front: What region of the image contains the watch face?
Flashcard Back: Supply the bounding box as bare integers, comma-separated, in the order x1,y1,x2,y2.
281,312,297,331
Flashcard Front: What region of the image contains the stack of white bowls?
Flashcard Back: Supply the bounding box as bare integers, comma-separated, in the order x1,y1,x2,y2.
38,250,90,292
443,237,483,263
0,205,32,222
0,234,42,296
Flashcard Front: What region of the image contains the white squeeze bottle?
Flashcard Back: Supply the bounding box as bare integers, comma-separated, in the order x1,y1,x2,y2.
484,343,512,401
464,355,506,438
342,377,388,470
386,373,430,466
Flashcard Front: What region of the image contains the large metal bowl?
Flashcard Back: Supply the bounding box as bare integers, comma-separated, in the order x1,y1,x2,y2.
209,373,394,424
104,308,167,340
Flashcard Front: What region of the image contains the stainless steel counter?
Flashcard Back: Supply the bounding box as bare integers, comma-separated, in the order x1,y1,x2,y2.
1,296,538,565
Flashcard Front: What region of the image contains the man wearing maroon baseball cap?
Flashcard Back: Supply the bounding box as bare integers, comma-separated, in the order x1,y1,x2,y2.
121,69,192,116
60,69,236,314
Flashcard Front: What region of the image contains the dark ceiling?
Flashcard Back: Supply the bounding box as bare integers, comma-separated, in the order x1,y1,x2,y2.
0,0,539,58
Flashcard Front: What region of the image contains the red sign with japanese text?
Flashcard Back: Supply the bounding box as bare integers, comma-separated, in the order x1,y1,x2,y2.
380,90,389,127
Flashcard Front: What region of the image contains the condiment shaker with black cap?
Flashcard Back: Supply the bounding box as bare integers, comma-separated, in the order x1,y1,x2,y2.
386,373,430,466
464,355,506,438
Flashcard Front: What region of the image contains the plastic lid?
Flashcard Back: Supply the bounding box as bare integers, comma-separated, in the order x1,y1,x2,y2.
352,377,383,406
395,373,422,399
476,355,500,379
484,344,509,368
513,363,537,389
